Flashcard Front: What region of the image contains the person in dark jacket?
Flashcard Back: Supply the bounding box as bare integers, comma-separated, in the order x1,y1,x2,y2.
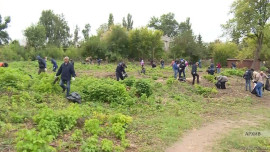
37,56,47,75
56,56,76,97
51,58,58,72
116,62,127,81
243,69,254,92
191,62,199,85
173,61,178,79
179,60,186,79
0,62,8,67
160,58,165,69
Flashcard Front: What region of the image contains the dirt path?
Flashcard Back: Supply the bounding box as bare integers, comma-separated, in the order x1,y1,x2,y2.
166,118,263,152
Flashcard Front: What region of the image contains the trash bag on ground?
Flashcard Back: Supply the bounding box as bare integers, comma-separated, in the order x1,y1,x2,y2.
66,92,81,104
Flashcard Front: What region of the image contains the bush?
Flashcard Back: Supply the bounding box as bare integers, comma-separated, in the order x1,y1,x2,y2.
84,119,101,135
81,135,100,152
0,68,31,90
260,66,268,72
79,78,131,103
121,77,136,87
203,75,216,83
16,129,55,152
31,73,62,94
195,85,217,97
111,123,126,139
220,69,245,77
109,113,132,127
101,139,114,152
71,129,83,142
135,79,152,97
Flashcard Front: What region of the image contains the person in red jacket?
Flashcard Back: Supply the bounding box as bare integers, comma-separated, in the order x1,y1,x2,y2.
0,62,8,67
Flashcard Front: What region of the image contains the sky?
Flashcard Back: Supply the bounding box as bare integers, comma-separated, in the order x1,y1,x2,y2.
0,0,234,44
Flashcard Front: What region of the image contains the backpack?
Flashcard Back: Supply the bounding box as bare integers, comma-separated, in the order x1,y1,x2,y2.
243,70,250,79
66,92,81,104
38,59,45,69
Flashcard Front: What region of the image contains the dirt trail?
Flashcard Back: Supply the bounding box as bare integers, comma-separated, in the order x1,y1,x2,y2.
166,75,270,152
166,118,262,152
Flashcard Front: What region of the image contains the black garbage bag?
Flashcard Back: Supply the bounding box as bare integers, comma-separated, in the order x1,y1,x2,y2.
265,79,270,91
66,92,81,104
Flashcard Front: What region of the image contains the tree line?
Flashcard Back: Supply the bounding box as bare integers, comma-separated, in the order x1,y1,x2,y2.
0,0,270,67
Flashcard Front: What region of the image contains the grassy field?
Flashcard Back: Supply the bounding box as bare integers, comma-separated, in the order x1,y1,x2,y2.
0,61,269,152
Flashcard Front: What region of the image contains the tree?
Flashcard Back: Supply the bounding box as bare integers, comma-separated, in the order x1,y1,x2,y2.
170,18,201,62
81,36,107,59
39,10,71,47
148,12,179,36
73,25,80,46
129,27,164,60
122,17,127,29
108,13,114,27
97,23,108,37
103,25,129,60
0,15,11,45
222,0,270,68
212,42,239,66
24,24,46,50
82,23,91,40
126,14,133,31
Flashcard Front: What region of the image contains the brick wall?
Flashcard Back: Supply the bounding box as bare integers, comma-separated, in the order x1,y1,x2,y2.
227,59,260,70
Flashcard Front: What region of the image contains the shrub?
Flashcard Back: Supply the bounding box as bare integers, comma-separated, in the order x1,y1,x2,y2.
195,85,217,97
81,78,131,103
0,68,30,90
135,79,152,97
203,75,217,83
84,119,101,135
81,135,100,152
16,129,55,152
260,66,268,72
101,139,114,152
31,73,62,94
111,123,126,139
220,69,245,77
71,129,83,142
121,77,136,87
109,113,132,127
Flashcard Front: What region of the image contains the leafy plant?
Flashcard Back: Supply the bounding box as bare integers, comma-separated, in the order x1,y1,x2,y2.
101,139,114,152
16,129,55,152
71,129,83,142
111,123,126,139
135,79,152,97
81,135,100,152
84,119,101,135
203,75,217,83
195,85,217,97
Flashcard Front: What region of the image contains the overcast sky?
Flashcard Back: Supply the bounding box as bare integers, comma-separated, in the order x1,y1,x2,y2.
0,0,234,43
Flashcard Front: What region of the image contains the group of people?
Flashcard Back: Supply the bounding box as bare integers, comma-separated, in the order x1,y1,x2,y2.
85,56,102,65
243,69,269,97
172,59,189,81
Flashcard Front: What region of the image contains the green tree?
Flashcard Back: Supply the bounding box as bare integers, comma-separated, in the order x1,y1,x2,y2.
0,15,11,45
97,23,108,37
82,23,91,40
212,42,239,66
122,14,133,31
24,24,46,50
81,36,107,59
129,27,164,60
108,13,114,27
104,25,129,60
39,10,71,47
73,25,80,46
222,0,270,68
148,12,179,36
170,18,201,62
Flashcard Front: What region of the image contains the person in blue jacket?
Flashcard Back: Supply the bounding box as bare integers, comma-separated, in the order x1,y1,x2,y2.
173,60,179,79
51,58,58,72
56,56,76,97
37,56,47,75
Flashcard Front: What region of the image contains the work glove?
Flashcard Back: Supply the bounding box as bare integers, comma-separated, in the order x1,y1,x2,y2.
55,75,58,78
72,77,75,81
45,68,47,71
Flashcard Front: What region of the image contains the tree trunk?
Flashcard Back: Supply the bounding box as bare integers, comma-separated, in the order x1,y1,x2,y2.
252,33,263,70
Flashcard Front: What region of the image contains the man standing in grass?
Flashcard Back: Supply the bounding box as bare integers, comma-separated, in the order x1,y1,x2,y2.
56,56,76,97
51,58,58,72
243,69,254,92
115,62,127,81
37,56,47,75
191,62,199,85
